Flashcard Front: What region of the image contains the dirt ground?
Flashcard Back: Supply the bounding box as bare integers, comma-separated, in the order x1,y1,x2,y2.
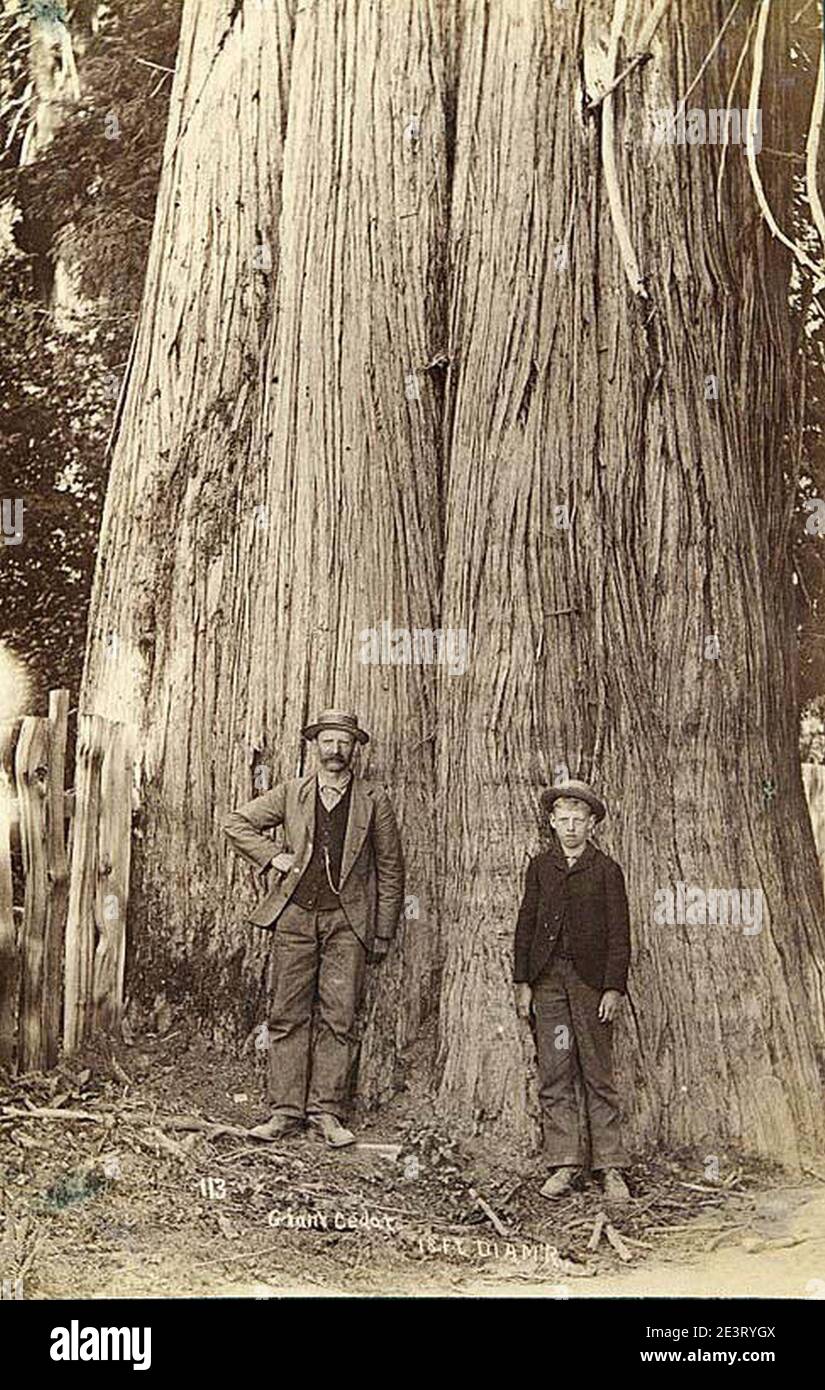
2,1019,824,1300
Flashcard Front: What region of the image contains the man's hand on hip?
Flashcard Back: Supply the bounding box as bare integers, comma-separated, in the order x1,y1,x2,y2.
270,852,295,875
514,983,532,1019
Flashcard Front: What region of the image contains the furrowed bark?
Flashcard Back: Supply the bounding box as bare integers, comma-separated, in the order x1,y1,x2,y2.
79,0,448,1090
436,0,825,1167
80,0,295,1042
79,0,825,1164
245,0,449,1098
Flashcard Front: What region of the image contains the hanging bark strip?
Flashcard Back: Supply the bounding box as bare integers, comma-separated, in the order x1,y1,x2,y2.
600,0,648,299
745,0,825,292
804,41,825,254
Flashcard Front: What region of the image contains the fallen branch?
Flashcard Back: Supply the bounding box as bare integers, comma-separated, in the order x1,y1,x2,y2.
588,1211,607,1251
1,1106,105,1124
355,1142,403,1160
647,1221,744,1235
605,1223,633,1262
134,57,175,74
111,1111,255,1141
621,1234,655,1250
160,1117,254,1141
467,1187,508,1238
214,1146,287,1164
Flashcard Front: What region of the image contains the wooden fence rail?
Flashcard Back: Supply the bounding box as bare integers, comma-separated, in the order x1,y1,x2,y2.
0,691,134,1073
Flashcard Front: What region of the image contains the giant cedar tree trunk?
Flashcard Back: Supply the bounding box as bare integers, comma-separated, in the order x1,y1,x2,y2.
81,0,825,1163
435,0,825,1167
79,0,447,1095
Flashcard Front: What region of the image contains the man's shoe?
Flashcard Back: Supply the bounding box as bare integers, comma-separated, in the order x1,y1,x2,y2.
602,1168,631,1203
248,1113,303,1140
539,1165,580,1199
307,1113,356,1148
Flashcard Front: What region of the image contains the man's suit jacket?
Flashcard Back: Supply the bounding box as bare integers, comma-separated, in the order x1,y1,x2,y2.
514,839,630,992
222,773,404,950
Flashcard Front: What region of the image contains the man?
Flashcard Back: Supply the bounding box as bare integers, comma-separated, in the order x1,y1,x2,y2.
222,709,404,1147
513,779,631,1203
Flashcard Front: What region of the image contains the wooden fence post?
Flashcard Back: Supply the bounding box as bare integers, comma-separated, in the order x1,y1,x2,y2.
64,715,110,1054
16,716,50,1072
0,720,21,1070
44,690,70,1067
92,721,135,1033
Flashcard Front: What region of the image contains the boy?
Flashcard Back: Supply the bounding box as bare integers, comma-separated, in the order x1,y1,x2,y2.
514,779,631,1201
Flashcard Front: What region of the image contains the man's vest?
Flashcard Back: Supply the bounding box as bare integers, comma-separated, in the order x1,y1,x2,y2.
291,780,353,911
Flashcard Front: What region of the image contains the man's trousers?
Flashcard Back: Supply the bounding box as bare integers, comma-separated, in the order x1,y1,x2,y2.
531,955,626,1170
266,902,366,1119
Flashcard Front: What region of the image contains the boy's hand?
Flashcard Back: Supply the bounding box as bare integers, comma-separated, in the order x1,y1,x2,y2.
598,989,622,1023
514,983,532,1019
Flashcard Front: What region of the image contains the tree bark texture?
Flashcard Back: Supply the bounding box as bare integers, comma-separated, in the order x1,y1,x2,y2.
435,0,825,1166
80,0,825,1162
80,0,448,1098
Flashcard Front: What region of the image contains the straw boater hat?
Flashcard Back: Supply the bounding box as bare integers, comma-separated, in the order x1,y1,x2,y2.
541,778,606,824
301,709,370,744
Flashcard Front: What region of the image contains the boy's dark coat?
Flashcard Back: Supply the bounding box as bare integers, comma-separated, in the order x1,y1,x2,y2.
514,840,630,992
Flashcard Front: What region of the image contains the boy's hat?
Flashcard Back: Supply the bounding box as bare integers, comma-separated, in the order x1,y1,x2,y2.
541,779,606,823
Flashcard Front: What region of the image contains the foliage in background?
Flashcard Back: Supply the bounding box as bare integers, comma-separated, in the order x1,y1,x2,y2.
6,0,182,311
0,0,181,713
